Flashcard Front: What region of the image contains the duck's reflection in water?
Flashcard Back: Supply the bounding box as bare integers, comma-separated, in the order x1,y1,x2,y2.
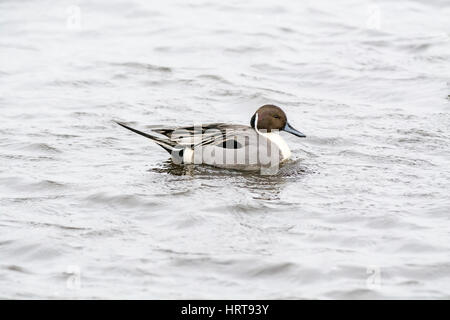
148,159,312,201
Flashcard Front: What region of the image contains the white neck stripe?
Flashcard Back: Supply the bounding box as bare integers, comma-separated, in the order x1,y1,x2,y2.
254,113,262,134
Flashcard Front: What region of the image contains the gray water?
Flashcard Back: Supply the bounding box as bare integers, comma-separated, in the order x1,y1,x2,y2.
1,0,450,299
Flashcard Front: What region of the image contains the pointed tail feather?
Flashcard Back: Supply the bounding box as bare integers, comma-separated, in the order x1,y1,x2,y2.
115,121,179,154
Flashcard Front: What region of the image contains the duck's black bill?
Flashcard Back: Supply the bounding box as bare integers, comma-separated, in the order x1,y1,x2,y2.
283,122,306,138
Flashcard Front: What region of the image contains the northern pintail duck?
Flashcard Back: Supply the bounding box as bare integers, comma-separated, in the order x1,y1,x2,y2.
116,105,306,173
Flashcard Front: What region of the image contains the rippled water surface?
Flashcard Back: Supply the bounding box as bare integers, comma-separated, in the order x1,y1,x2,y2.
1,0,450,299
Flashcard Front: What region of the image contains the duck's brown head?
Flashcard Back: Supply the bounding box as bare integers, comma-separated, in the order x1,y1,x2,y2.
250,104,306,137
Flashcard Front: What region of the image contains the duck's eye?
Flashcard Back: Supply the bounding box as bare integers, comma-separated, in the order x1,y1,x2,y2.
273,115,281,119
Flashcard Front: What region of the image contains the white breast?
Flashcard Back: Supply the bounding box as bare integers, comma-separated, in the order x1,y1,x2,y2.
183,147,194,164
259,132,291,161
